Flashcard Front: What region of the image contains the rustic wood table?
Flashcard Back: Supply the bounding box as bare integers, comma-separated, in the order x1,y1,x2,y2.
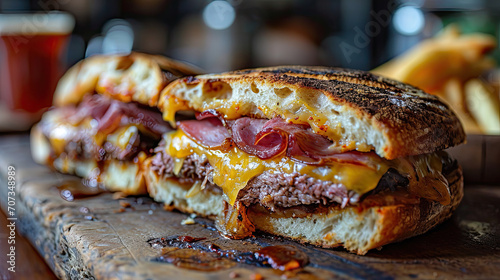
0,134,499,280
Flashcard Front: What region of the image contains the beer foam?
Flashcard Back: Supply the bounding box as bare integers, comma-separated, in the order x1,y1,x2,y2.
0,12,74,35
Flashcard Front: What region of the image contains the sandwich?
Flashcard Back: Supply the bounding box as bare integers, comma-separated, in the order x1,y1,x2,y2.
31,52,199,194
144,66,465,255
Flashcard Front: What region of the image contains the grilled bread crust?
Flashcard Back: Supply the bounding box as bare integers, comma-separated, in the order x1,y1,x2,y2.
160,66,465,159
54,52,200,107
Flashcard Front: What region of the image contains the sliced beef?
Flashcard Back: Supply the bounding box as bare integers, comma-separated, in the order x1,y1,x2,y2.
150,143,213,179
238,173,360,211
150,145,174,176
149,143,412,210
178,154,213,179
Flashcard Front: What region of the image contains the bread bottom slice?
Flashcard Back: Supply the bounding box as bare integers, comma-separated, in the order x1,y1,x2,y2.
30,124,146,195
144,155,463,255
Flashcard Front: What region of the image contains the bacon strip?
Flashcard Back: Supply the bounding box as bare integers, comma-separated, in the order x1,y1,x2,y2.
178,119,231,148
177,111,379,167
195,109,227,126
177,110,232,149
64,94,171,137
231,117,288,159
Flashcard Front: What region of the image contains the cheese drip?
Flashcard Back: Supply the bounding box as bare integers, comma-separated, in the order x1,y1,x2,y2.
48,121,140,157
163,130,391,205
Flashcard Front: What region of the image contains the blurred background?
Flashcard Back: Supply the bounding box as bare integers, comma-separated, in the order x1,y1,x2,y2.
1,0,500,133
1,0,499,72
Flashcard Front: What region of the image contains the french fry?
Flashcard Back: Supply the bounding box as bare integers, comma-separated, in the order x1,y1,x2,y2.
465,79,500,134
443,78,482,134
372,25,500,134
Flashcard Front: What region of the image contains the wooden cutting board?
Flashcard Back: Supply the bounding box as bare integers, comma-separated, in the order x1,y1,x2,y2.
0,134,499,280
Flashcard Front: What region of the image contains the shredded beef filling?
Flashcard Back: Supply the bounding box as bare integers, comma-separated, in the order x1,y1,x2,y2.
239,173,360,211
67,131,158,161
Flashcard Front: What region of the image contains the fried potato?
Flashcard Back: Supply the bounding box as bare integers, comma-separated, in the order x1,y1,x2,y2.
372,25,499,134
465,79,500,134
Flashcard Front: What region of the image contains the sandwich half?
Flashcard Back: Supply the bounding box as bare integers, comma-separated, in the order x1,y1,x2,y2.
31,52,199,194
145,66,465,254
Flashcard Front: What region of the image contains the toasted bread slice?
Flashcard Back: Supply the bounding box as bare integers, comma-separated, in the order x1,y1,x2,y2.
54,52,200,107
250,166,463,255
159,66,465,160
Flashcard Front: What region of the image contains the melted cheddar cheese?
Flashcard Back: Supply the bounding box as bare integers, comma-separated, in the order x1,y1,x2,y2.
163,128,452,206
161,95,191,127
163,130,392,205
48,123,139,155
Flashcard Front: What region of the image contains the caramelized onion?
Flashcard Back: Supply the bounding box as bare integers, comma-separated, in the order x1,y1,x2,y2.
408,173,451,205
215,201,255,239
403,154,452,205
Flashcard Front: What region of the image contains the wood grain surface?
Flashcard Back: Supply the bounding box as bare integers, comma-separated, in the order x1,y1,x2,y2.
0,134,499,280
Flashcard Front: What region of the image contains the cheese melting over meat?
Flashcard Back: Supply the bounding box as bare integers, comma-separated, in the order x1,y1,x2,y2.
162,130,451,206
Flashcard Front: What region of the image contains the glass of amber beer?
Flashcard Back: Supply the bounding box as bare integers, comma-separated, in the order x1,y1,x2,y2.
0,12,74,125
